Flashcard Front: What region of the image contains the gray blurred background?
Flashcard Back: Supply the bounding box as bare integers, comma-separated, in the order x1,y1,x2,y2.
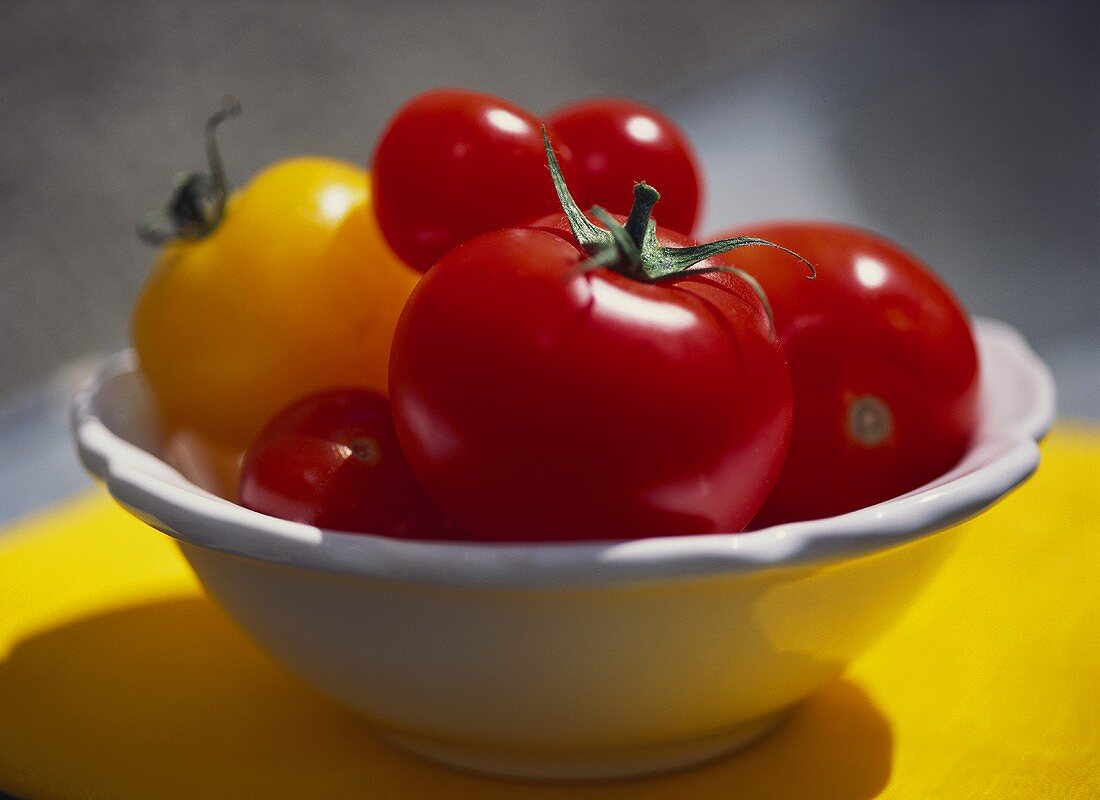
1,0,1097,413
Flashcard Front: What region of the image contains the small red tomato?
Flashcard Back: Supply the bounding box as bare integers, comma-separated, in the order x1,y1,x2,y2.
239,389,449,537
548,97,702,235
712,222,980,525
389,144,797,541
371,88,580,272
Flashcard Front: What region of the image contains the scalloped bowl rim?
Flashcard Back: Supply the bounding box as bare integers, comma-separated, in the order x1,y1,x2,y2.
72,317,1054,589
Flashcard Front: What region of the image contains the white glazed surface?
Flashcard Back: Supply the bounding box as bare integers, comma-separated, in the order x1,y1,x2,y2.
72,318,1054,780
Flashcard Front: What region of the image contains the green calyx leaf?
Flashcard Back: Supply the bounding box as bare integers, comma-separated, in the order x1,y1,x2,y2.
137,97,242,246
540,126,815,290
543,128,612,255
646,236,816,281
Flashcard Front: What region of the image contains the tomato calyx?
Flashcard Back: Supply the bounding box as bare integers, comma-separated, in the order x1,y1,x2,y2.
541,127,814,307
137,97,242,246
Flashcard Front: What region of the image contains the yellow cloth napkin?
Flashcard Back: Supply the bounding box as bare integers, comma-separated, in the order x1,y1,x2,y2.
2,424,1098,800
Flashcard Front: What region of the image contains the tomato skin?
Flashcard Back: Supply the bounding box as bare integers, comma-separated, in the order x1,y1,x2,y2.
712,222,980,525
239,390,449,537
372,89,581,272
133,159,418,449
389,224,792,541
547,98,702,235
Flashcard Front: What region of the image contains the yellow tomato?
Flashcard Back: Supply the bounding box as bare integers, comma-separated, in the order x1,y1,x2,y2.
133,158,419,449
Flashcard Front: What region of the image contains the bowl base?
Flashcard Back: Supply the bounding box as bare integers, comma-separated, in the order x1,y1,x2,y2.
378,711,786,783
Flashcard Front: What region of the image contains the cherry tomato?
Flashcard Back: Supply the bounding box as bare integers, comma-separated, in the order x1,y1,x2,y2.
712,222,980,525
388,205,793,541
133,156,419,449
371,88,581,272
548,98,702,235
240,389,449,537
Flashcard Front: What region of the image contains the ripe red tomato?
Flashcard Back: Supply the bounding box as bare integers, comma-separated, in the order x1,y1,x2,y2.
371,88,581,272
388,204,794,541
239,389,449,537
548,98,702,235
712,222,980,525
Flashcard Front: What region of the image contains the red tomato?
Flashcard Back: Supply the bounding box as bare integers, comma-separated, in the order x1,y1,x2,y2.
712,222,980,525
371,88,581,272
388,212,793,541
548,98,702,235
239,389,449,537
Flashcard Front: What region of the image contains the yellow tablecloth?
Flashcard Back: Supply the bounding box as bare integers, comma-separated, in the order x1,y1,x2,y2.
2,424,1098,799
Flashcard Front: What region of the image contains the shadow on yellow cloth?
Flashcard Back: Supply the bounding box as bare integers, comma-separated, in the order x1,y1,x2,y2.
0,599,891,799
1,424,1098,799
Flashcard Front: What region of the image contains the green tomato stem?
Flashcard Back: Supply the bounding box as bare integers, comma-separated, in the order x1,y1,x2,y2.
137,97,241,246
540,127,814,289
623,182,660,251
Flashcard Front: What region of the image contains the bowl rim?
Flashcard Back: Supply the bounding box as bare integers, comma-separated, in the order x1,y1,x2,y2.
72,317,1055,589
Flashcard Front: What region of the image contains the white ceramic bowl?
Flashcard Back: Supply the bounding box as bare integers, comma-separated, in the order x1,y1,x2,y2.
72,318,1053,781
